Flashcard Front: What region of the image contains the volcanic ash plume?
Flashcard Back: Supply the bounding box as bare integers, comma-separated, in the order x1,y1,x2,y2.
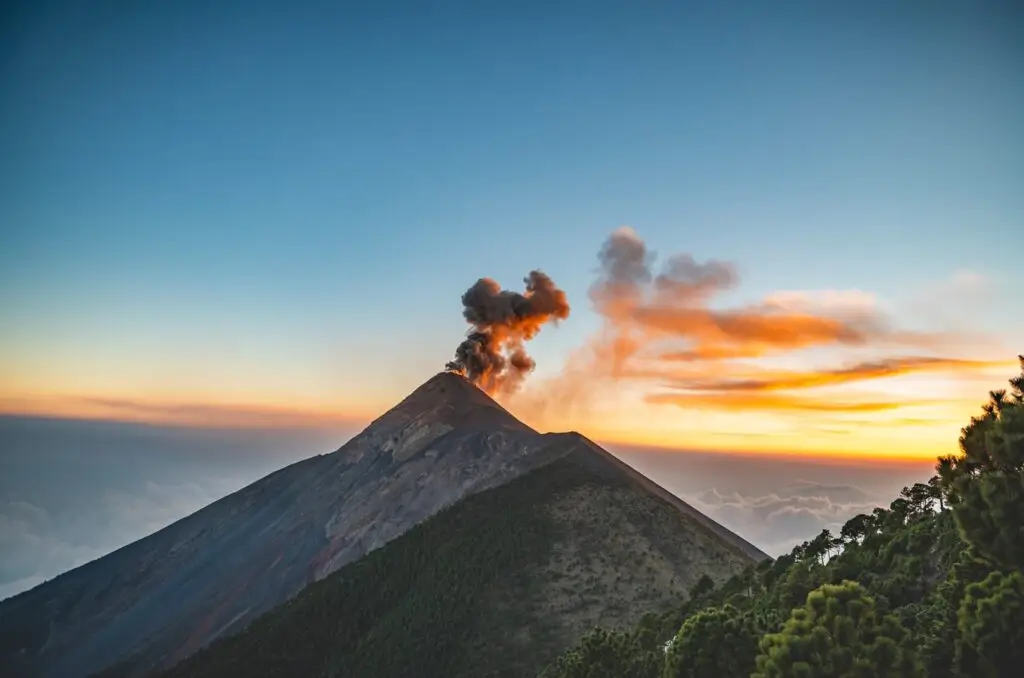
445,270,571,394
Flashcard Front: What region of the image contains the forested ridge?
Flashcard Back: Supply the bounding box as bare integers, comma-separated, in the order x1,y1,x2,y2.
541,357,1024,678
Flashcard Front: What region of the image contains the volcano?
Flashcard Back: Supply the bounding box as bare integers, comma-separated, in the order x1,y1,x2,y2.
0,372,766,678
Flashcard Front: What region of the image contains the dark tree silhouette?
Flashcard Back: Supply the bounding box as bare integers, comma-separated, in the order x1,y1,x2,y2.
688,574,715,600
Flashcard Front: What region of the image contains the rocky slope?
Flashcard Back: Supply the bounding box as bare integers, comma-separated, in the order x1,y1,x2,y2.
147,435,764,678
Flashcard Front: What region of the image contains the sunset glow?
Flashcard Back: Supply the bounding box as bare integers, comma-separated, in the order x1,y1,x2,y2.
2,2,1020,467
3,315,1013,463
3,3,1024,664
505,364,1017,463
2,226,1017,463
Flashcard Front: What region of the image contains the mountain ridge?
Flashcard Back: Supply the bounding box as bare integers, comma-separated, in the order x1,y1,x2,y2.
546,431,765,562
0,371,765,678
144,436,765,678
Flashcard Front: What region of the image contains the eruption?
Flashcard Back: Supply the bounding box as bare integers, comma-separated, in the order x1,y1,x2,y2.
446,270,571,394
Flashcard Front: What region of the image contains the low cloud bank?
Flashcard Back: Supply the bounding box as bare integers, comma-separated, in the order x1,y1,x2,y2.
687,481,882,556
0,416,356,601
612,443,932,556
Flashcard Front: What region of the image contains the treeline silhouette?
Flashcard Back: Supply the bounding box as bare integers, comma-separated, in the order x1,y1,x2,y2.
541,357,1024,678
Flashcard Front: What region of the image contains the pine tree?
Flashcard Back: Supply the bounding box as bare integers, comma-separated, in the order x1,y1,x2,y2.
752,581,922,678
662,605,757,678
938,362,1024,570
956,569,1024,678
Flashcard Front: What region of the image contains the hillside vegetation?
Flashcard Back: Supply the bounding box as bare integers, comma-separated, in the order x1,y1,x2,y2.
541,357,1024,678
132,443,755,678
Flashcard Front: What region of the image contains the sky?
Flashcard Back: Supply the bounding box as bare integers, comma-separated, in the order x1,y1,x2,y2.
2,6,1023,447
0,0,1021,601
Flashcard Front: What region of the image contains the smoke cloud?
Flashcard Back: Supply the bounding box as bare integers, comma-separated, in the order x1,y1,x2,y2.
446,271,570,394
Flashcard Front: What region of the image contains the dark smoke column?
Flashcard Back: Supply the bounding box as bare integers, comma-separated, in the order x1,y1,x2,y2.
446,270,570,394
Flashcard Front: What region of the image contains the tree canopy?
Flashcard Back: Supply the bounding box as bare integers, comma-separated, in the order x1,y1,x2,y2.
664,604,757,678
753,581,920,678
938,358,1024,570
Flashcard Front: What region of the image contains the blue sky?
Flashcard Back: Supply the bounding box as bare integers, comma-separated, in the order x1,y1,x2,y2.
1,0,1022,602
1,1,1021,451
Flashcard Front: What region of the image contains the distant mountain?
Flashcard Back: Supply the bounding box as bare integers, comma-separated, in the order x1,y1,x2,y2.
0,372,765,678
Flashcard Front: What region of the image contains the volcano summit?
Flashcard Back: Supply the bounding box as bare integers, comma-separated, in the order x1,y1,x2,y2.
0,372,765,678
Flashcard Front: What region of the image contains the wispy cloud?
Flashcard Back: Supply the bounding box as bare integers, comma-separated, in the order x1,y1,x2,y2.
668,357,1001,393
513,228,1009,437
581,228,984,379
586,229,884,367
687,481,883,556
644,391,912,413
0,394,367,430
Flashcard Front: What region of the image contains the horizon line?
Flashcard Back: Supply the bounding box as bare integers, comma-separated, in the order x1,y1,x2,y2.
0,409,947,467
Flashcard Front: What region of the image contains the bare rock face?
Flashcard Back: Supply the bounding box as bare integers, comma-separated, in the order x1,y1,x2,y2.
0,373,568,678
306,374,564,579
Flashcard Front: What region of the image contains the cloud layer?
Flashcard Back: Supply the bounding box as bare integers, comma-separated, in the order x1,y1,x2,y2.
688,482,881,556
612,444,932,556
0,417,350,601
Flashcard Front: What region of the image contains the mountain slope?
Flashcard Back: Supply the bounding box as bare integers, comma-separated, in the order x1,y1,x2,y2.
143,435,763,678
0,372,766,678
0,373,570,678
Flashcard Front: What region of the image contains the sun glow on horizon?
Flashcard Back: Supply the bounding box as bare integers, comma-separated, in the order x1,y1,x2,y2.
0,391,376,431
0,357,1015,465
502,358,1019,463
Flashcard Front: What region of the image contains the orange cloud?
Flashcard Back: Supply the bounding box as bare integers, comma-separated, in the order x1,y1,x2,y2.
676,357,1001,393
0,394,368,430
659,345,764,362
514,228,1004,441
633,306,870,355
584,228,894,371
644,391,912,413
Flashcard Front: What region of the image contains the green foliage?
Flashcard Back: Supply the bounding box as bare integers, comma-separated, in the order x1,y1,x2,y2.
538,628,662,678
541,359,1024,678
545,495,956,678
956,569,1024,678
662,605,757,678
688,574,715,600
777,560,822,613
938,357,1024,569
753,581,921,678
